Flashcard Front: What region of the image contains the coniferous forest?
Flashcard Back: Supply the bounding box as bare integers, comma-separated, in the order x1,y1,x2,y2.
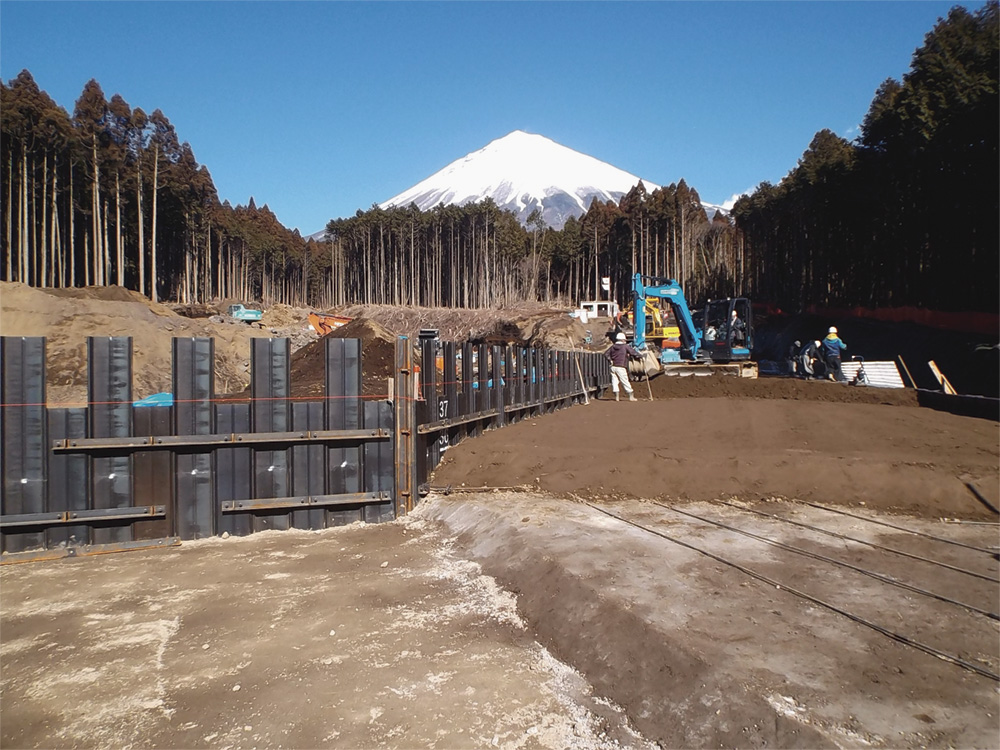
1,2,996,313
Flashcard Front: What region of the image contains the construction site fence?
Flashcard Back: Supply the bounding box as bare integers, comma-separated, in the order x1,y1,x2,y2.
408,337,613,487
0,335,610,560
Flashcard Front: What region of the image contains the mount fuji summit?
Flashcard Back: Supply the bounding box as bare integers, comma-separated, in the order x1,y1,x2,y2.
380,131,658,230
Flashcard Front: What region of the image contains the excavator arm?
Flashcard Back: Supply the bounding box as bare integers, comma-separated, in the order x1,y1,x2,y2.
631,274,702,359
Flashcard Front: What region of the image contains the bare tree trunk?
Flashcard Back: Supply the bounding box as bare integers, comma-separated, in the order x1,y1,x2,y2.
150,149,159,302
137,162,145,296
69,162,76,287
20,150,28,283
115,172,123,287
49,155,59,287
5,150,12,281
91,137,101,287
102,200,110,287
41,152,48,287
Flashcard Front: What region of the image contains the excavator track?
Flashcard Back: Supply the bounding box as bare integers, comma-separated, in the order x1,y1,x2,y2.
660,360,758,378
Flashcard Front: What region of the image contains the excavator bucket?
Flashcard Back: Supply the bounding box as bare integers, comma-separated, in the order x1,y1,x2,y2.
629,349,662,379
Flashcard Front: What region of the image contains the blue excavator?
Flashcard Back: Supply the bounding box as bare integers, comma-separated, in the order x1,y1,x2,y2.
627,273,756,377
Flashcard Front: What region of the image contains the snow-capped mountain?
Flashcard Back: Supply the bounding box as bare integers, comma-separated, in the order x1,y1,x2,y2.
380,131,659,230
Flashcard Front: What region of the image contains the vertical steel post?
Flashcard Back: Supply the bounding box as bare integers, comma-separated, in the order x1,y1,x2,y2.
421,336,439,471
492,345,505,428
393,336,416,516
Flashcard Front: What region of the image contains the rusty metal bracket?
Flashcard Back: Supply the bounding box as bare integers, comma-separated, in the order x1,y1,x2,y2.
0,505,166,529
1,536,181,565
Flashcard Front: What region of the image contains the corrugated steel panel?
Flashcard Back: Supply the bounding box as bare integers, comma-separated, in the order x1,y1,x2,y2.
46,408,89,547
216,403,252,537
1,337,47,553
173,338,216,539
87,337,133,545
363,400,395,522
325,338,363,526
132,405,173,540
251,338,291,532
291,401,326,529
842,361,906,389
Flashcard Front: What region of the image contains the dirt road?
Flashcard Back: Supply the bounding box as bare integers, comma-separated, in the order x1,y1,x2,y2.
0,516,646,750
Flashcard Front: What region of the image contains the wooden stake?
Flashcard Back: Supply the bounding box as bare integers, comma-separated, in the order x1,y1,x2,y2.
574,352,590,405
897,355,916,389
927,360,957,395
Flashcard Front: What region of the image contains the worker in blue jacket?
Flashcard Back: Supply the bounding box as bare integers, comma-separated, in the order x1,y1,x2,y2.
822,326,847,382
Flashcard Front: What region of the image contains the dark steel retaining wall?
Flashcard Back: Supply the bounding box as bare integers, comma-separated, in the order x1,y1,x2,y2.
1,335,610,560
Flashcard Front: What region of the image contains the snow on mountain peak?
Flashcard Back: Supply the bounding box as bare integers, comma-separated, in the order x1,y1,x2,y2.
380,131,659,229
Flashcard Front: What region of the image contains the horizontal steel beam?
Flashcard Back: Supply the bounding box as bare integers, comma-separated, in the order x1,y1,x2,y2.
417,386,597,435
1,537,181,565
416,409,500,435
0,505,166,528
52,428,391,453
221,492,389,513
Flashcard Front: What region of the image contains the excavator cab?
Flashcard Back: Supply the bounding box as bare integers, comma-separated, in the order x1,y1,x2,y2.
701,298,752,362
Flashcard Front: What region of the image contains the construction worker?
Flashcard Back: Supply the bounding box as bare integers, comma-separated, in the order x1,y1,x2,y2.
729,309,746,345
822,326,848,382
787,340,802,376
605,332,640,401
799,340,824,379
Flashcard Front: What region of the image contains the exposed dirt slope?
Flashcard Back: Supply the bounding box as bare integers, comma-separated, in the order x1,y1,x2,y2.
431,395,999,520
335,303,595,349
0,283,318,403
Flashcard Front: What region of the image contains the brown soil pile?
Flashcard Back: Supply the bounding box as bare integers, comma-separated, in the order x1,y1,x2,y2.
650,373,920,406
288,317,397,398
431,395,999,521
260,303,311,330
335,302,596,349
0,282,316,404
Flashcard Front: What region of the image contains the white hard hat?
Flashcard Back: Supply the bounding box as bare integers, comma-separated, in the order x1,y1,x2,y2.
616,332,626,342
815,341,822,348
828,326,838,334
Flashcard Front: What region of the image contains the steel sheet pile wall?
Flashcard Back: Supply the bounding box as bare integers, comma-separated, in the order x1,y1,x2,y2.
0,336,393,558
410,338,611,485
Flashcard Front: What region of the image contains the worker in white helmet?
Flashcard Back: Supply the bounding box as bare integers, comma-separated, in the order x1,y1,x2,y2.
822,326,847,382
605,332,641,401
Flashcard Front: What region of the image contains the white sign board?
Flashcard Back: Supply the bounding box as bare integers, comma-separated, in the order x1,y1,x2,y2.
600,276,610,292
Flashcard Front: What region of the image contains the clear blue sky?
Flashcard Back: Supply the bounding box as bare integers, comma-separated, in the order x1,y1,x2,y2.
1,1,971,235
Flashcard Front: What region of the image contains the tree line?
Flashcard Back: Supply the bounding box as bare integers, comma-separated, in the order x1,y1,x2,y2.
732,2,998,314
4,3,995,315
323,180,743,309
1,72,328,307
0,67,745,311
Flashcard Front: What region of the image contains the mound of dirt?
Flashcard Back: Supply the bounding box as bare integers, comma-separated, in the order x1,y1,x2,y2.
168,302,220,319
261,303,310,329
38,284,167,306
0,283,315,403
430,397,999,520
288,318,397,398
649,373,920,406
335,303,596,350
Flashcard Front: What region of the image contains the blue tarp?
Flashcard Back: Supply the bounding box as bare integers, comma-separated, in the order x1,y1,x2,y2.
133,392,174,407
